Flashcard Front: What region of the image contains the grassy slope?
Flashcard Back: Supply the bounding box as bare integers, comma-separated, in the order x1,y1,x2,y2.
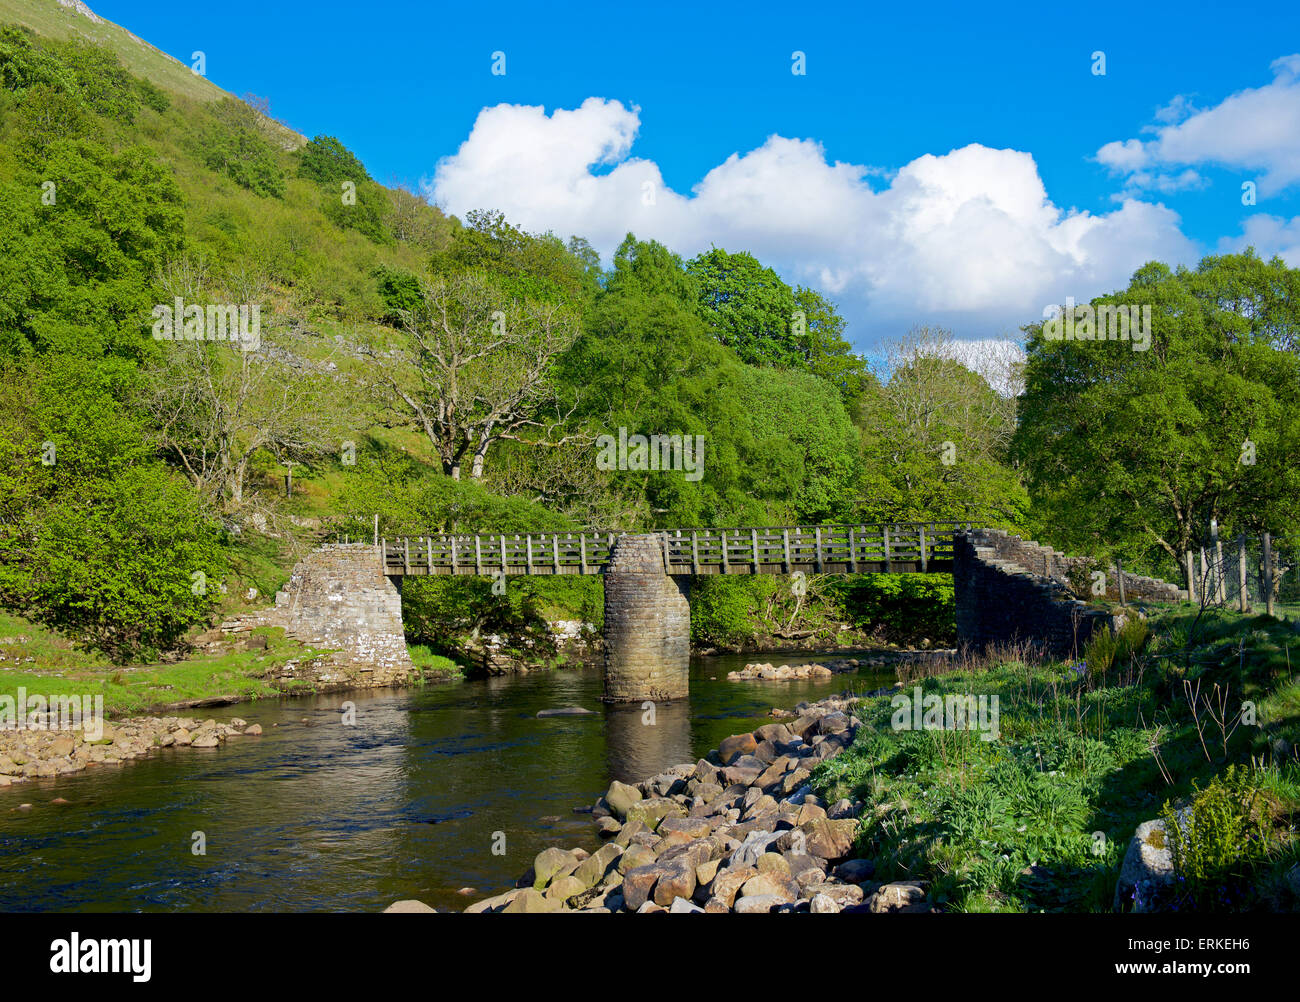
811,607,1300,912
0,0,302,147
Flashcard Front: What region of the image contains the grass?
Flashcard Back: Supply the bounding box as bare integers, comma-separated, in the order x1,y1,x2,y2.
408,644,464,682
0,0,238,105
0,613,330,717
810,608,1300,912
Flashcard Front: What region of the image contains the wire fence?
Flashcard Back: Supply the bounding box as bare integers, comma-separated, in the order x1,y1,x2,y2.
1183,529,1300,616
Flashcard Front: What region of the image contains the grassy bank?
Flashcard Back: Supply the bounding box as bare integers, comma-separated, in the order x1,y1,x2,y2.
0,610,329,716
811,606,1300,912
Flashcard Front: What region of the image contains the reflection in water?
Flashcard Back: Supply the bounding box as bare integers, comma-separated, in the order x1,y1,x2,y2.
0,652,893,913
604,700,693,783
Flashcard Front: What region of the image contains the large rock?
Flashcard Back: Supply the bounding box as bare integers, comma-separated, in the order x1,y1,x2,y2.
869,881,927,913
383,899,437,913
504,888,562,913
1113,818,1176,913
621,864,665,911
625,797,686,831
574,843,623,889
739,873,797,903
652,859,697,907
708,865,757,908
657,815,713,839
800,818,858,862
604,780,643,820
532,847,579,889
718,733,758,764
734,894,785,913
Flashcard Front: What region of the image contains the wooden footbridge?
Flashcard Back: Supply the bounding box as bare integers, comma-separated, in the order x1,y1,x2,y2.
371,522,973,579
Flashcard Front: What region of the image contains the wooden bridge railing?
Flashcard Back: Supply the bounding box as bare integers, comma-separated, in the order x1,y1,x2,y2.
366,522,973,577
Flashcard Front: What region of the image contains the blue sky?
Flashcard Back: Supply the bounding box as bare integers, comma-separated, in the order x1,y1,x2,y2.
97,0,1300,350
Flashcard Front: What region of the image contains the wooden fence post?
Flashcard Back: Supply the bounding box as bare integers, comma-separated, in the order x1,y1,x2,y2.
782,529,791,574
1184,550,1196,603
1115,557,1126,606
1263,532,1275,617
1211,519,1226,604
1238,534,1250,613
919,525,928,573
690,530,700,575
751,529,760,573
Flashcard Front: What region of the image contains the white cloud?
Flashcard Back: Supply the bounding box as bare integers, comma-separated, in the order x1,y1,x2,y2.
428,98,1198,346
1097,54,1300,197
1216,213,1300,266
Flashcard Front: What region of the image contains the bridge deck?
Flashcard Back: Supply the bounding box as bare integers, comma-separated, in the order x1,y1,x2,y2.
370,523,971,577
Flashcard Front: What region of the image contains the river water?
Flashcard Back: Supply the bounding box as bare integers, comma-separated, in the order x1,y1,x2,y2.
0,652,893,912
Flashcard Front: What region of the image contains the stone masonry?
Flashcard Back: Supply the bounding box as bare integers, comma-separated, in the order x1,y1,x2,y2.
602,534,691,703
953,529,1184,658
222,543,414,688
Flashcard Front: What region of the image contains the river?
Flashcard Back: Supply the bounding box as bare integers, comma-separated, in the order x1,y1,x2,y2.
0,652,892,912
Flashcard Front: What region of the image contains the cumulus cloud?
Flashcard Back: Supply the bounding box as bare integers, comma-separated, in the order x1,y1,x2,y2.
1097,54,1300,197
428,97,1197,346
1217,213,1300,266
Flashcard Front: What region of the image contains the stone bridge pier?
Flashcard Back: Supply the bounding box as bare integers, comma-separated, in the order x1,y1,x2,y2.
602,534,691,703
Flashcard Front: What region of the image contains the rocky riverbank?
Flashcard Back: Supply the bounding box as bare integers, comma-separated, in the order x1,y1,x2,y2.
446,691,933,914
729,650,956,682
0,715,262,789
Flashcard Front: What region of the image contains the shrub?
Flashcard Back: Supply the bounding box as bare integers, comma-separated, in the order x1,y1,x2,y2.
1160,765,1274,910
196,99,286,198
834,573,955,642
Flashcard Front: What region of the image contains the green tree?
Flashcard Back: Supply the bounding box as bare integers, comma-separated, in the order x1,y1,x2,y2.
687,247,799,366
1013,250,1300,577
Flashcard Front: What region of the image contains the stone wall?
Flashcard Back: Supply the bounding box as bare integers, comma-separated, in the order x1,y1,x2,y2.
955,530,1112,658
970,531,1185,604
221,543,414,689
603,534,691,703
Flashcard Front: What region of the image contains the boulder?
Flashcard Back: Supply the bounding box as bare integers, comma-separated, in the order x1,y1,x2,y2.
621,864,665,911
718,732,758,764
382,899,437,913
604,780,643,820
833,858,876,883
1113,818,1176,913
708,865,758,908
734,894,784,913
869,881,927,913
739,873,797,903
800,817,858,862
532,847,578,889
503,888,562,913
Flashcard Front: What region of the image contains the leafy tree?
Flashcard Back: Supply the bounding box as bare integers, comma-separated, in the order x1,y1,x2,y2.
1013,251,1300,577
50,37,138,123
687,247,799,366
792,285,870,405
855,330,1027,527
376,271,580,480
0,25,76,95
195,99,286,198
297,134,371,184
433,209,595,304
